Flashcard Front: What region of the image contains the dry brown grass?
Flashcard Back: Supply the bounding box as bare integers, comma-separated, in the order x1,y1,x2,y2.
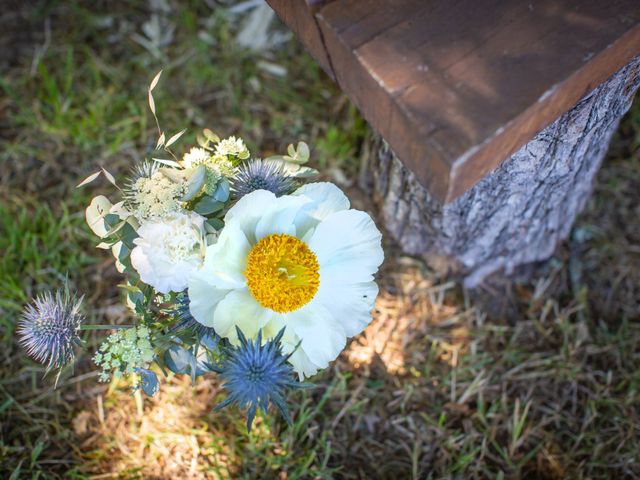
1,2,639,479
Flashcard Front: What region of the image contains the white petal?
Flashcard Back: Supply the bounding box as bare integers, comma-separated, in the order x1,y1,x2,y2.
309,209,384,284
254,194,310,240
200,223,251,289
316,280,378,337
261,313,292,342
212,289,271,342
225,189,277,243
272,315,324,379
293,182,350,217
130,245,178,294
292,182,350,238
288,301,346,369
286,346,321,379
187,271,231,327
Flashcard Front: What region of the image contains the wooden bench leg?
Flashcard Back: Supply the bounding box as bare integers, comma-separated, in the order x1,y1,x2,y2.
361,56,640,288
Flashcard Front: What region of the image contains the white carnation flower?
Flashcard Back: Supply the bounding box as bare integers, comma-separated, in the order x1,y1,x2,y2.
131,211,206,294
187,183,384,378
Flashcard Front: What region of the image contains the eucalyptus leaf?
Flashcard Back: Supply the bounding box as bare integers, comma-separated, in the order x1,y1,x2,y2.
164,344,208,377
193,196,224,215
296,141,310,162
287,143,296,158
111,241,130,263
290,165,318,178
206,218,224,230
85,196,113,238
126,216,140,231
196,132,208,148
114,258,127,274
119,223,139,250
109,201,130,219
203,128,220,144
126,288,144,312
159,166,184,182
136,368,159,397
103,220,127,238
264,154,286,162
118,283,142,294
181,166,206,201
213,179,230,202
200,334,219,352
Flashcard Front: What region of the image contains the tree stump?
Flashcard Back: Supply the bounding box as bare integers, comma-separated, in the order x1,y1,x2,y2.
360,56,640,287
267,1,640,286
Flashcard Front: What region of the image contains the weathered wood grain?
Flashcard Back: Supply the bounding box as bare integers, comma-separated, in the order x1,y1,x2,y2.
360,56,640,286
268,0,640,202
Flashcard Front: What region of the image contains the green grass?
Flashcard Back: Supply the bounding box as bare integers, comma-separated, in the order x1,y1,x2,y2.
1,1,639,479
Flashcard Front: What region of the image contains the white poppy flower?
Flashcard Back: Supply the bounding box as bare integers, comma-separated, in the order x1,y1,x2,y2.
188,183,383,378
131,211,206,294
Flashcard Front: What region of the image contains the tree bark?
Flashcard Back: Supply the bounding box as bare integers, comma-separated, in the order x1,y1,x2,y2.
361,55,640,288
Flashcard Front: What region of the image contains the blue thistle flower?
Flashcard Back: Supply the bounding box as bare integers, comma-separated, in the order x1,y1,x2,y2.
169,293,217,339
231,159,297,199
212,327,304,431
18,291,84,370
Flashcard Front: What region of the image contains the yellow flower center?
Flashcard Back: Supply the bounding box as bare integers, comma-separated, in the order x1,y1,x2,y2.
245,234,320,313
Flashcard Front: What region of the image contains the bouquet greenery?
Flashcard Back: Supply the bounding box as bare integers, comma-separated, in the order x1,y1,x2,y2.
18,71,384,430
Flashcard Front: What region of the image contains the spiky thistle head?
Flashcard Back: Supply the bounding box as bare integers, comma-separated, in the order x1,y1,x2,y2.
124,160,160,198
18,291,84,370
169,293,217,339
231,159,297,200
213,327,303,431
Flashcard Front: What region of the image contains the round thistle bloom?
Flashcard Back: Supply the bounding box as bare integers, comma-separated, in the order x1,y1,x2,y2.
231,159,297,199
188,182,384,378
124,160,160,192
131,211,206,294
213,327,302,431
18,291,84,370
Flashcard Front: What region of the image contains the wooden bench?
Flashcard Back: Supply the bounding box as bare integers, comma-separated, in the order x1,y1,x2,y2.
267,0,640,286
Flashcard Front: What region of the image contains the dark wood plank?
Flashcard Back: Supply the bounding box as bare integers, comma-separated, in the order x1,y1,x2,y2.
269,0,640,202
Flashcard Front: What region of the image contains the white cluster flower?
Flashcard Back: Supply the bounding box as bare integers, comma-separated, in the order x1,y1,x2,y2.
93,326,155,384
132,171,185,220
182,147,211,169
215,136,250,160
182,147,235,195
130,211,206,294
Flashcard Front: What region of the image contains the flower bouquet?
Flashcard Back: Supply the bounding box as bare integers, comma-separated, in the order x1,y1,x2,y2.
18,71,384,430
